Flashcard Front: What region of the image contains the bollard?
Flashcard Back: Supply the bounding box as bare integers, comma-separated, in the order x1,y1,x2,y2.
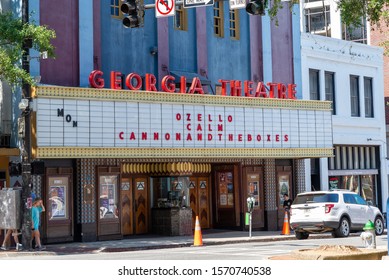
361,220,376,249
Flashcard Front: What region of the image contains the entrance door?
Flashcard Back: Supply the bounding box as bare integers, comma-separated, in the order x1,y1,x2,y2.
45,173,73,243
134,177,148,234
120,178,133,235
120,176,149,235
215,171,236,228
189,177,210,229
277,170,292,229
245,169,265,228
97,173,121,238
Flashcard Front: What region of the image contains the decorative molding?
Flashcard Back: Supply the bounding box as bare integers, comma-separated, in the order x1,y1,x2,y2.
33,85,332,111
34,147,334,159
264,159,276,211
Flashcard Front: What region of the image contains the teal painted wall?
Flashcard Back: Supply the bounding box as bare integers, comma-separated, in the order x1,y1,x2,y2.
206,7,251,88
168,9,197,73
100,1,158,83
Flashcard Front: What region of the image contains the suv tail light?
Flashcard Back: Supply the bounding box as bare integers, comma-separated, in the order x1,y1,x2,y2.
325,204,334,214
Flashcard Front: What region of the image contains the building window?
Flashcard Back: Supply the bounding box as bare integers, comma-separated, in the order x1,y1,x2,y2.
174,5,188,31
328,145,379,205
342,17,368,44
110,0,122,18
151,177,190,208
304,6,331,37
213,1,224,38
350,75,360,117
325,71,336,114
309,69,320,100
229,9,239,40
364,77,374,118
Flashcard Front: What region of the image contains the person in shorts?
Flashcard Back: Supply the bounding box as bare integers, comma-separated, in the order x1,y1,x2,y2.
31,197,45,250
1,229,22,251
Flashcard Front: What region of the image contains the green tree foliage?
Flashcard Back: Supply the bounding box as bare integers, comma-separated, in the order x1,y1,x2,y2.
267,0,300,20
337,0,389,28
0,12,55,86
326,1,389,55
267,1,389,53
266,0,389,29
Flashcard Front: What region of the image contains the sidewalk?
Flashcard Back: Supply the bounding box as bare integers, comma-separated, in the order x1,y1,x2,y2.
0,229,386,258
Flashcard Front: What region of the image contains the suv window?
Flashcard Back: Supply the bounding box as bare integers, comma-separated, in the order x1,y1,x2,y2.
354,194,367,205
343,193,368,205
293,193,338,204
343,193,355,204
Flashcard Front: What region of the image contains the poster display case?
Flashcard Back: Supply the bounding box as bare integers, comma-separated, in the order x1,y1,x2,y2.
247,174,260,208
48,177,68,220
217,172,234,208
99,175,119,220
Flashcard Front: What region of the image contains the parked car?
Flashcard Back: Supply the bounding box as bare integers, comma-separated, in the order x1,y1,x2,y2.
289,190,385,240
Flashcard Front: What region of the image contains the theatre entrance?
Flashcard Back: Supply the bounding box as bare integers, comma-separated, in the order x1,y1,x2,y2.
120,176,149,236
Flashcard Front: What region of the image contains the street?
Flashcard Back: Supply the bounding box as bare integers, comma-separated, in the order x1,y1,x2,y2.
2,234,387,260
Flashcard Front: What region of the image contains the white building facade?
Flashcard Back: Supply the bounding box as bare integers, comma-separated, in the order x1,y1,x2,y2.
300,1,388,212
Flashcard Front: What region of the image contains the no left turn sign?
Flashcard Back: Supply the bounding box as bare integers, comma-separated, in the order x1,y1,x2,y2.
155,0,175,18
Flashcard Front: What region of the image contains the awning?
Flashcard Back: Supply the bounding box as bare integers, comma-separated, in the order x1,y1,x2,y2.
0,148,20,156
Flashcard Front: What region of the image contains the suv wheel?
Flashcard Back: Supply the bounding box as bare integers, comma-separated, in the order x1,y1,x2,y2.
295,231,309,240
374,217,384,236
334,217,350,238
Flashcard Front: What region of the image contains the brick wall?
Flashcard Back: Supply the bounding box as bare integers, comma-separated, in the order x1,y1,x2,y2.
371,23,389,124
370,25,389,98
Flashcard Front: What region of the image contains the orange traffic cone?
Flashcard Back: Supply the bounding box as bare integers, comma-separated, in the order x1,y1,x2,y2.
281,211,290,235
193,216,203,246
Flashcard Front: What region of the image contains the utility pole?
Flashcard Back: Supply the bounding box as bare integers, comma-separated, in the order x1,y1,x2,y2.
21,0,32,250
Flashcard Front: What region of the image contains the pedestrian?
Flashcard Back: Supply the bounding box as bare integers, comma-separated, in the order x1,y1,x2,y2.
0,229,22,251
283,193,293,221
31,197,45,251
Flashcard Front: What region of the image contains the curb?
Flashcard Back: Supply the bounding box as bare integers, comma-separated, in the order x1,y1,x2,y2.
0,232,384,258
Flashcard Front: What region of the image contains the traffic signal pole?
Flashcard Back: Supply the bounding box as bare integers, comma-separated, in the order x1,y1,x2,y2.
21,0,33,251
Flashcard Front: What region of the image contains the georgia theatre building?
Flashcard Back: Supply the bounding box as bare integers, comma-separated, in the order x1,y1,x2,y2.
31,74,332,243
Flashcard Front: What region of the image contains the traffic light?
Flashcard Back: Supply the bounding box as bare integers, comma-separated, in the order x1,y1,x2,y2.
9,161,22,177
246,0,268,16
121,0,144,28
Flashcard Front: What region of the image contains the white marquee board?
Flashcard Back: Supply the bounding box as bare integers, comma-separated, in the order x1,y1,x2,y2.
35,98,333,149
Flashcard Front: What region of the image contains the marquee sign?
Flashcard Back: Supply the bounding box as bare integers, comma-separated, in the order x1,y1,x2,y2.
89,70,298,99
35,98,332,150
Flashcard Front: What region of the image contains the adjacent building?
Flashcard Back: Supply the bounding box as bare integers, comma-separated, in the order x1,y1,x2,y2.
300,0,388,211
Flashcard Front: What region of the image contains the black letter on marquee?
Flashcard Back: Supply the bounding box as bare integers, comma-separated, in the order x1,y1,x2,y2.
57,108,64,117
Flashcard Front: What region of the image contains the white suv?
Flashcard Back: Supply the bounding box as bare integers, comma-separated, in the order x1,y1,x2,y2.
290,190,385,240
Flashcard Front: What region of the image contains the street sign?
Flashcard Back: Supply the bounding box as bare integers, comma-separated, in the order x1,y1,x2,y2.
155,0,175,18
183,0,214,9
229,0,246,10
